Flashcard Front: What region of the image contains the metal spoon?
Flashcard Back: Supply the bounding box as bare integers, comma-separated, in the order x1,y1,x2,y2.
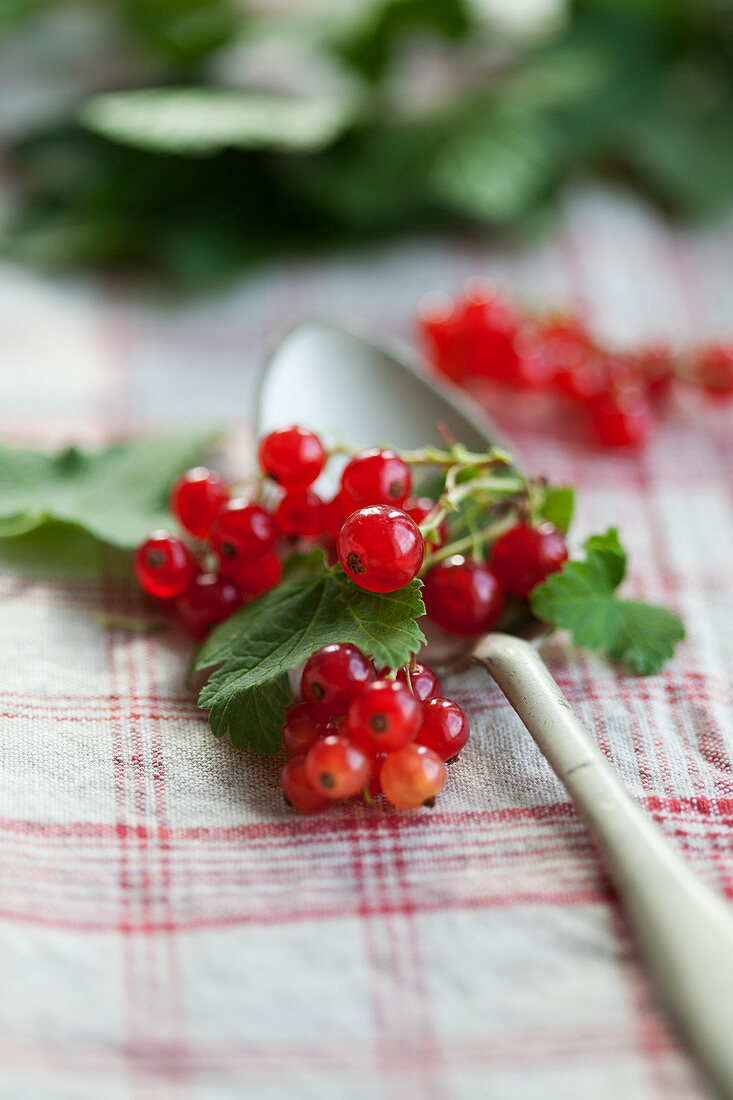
257,317,733,1100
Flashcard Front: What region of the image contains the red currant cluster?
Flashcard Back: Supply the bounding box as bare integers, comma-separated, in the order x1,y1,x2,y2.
133,427,435,635
132,425,575,816
134,424,570,642
281,643,469,814
420,283,733,447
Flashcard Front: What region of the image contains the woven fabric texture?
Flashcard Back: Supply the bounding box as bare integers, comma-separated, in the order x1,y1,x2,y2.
0,186,732,1100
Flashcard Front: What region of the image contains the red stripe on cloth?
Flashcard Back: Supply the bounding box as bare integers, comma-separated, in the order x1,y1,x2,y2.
1,795,732,841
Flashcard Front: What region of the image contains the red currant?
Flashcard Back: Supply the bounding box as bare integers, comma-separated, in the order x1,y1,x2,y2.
347,680,422,753
490,521,568,599
175,573,244,639
259,426,325,489
133,531,197,600
423,556,504,636
588,385,654,446
210,499,276,574
300,643,375,713
694,343,733,396
282,702,333,756
340,448,411,508
416,697,469,761
338,506,424,593
232,552,282,598
275,489,324,538
169,467,228,539
281,756,331,815
305,735,371,799
380,744,446,809
377,662,441,702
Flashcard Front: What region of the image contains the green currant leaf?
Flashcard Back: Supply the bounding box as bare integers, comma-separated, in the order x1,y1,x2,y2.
529,527,684,675
190,565,426,753
539,485,575,534
0,522,129,579
81,88,360,156
431,103,561,224
0,431,217,550
220,676,294,755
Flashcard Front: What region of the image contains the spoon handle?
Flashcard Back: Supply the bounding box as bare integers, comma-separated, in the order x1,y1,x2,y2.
474,633,733,1100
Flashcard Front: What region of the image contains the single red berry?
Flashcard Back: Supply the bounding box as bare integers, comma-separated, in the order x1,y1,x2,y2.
282,702,333,756
416,697,470,761
423,556,504,636
233,552,282,598
588,386,654,446
275,489,324,538
347,680,422,753
305,735,371,800
259,426,325,489
133,531,197,600
338,506,424,593
490,521,568,599
340,448,411,508
169,467,228,539
377,663,441,702
380,744,446,809
210,498,276,574
694,343,733,396
300,643,375,714
282,756,332,815
175,573,244,639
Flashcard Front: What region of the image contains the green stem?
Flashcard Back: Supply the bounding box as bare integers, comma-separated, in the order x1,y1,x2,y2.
448,475,524,505
397,444,514,467
418,475,524,541
421,512,519,571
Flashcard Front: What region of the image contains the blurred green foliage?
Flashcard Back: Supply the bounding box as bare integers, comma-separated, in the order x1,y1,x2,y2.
2,0,733,285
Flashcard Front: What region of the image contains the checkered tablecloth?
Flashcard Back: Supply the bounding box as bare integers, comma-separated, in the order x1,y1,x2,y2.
1,185,732,1100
